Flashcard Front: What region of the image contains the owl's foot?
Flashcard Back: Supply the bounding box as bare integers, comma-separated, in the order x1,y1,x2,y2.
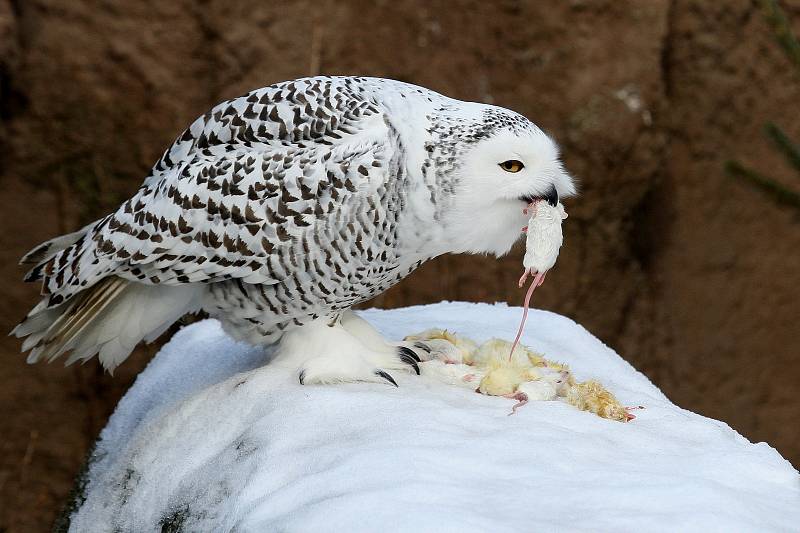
340,310,428,369
275,313,421,386
297,353,401,386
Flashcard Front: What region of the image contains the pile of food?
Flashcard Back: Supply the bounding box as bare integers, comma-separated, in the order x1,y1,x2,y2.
405,329,639,421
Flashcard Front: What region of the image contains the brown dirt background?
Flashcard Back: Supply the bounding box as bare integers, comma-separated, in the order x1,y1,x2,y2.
1,0,799,530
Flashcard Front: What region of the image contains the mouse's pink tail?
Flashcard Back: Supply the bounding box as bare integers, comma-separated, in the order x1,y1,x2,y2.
509,270,546,360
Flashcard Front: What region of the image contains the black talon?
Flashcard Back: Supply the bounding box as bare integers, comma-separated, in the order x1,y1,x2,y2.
398,346,421,363
298,370,305,385
412,341,431,354
375,370,398,387
398,346,421,375
399,353,420,375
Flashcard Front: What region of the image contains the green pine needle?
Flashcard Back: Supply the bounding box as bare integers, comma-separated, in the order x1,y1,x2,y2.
764,122,800,174
725,160,800,209
759,0,800,72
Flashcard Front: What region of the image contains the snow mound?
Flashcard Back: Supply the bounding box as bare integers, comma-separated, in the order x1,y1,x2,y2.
66,302,799,532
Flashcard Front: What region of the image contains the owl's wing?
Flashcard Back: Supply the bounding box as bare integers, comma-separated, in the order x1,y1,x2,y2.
24,77,400,309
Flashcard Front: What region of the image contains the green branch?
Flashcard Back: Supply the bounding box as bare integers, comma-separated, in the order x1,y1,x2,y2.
764,122,800,174
725,160,800,209
759,0,800,72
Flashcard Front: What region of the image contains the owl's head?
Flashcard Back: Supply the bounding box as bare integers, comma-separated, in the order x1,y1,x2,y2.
434,105,576,257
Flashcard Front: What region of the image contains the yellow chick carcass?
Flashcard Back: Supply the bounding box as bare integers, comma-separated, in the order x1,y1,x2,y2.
566,380,636,422
477,358,537,396
470,338,545,367
475,340,575,414
417,359,484,389
404,328,477,364
404,329,637,422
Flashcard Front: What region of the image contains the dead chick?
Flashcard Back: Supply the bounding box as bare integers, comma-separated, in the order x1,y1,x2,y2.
537,361,576,395
471,338,546,367
566,380,641,422
476,358,538,414
516,380,557,402
419,359,485,389
479,364,572,415
404,328,478,364
477,359,539,397
532,366,573,397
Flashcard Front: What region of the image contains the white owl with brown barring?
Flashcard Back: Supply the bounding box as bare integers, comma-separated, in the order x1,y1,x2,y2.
13,76,576,386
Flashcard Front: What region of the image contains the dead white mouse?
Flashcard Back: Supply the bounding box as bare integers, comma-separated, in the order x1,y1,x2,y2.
509,200,568,358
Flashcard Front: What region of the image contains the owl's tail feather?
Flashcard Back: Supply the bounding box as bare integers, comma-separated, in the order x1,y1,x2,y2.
19,223,95,266
11,276,203,373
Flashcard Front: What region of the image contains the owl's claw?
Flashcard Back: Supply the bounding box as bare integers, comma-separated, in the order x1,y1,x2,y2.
412,341,431,354
375,370,398,387
398,346,421,363
397,347,421,375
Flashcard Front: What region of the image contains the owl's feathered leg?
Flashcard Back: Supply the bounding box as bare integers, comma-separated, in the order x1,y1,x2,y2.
273,314,420,386
340,310,429,370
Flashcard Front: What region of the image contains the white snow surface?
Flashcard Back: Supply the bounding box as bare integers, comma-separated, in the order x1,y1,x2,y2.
69,302,800,532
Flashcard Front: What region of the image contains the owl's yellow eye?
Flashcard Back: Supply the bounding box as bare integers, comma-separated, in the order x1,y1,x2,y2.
499,160,524,173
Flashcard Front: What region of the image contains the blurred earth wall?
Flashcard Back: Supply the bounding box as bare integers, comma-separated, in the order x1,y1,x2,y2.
1,1,799,530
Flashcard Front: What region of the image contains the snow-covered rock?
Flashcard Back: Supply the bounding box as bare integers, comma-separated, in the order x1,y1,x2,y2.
64,302,799,532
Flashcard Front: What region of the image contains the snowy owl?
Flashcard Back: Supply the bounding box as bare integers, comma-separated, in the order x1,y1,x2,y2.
13,76,575,384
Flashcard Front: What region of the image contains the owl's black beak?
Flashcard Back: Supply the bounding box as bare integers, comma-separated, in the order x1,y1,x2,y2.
519,185,559,207
543,185,559,207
